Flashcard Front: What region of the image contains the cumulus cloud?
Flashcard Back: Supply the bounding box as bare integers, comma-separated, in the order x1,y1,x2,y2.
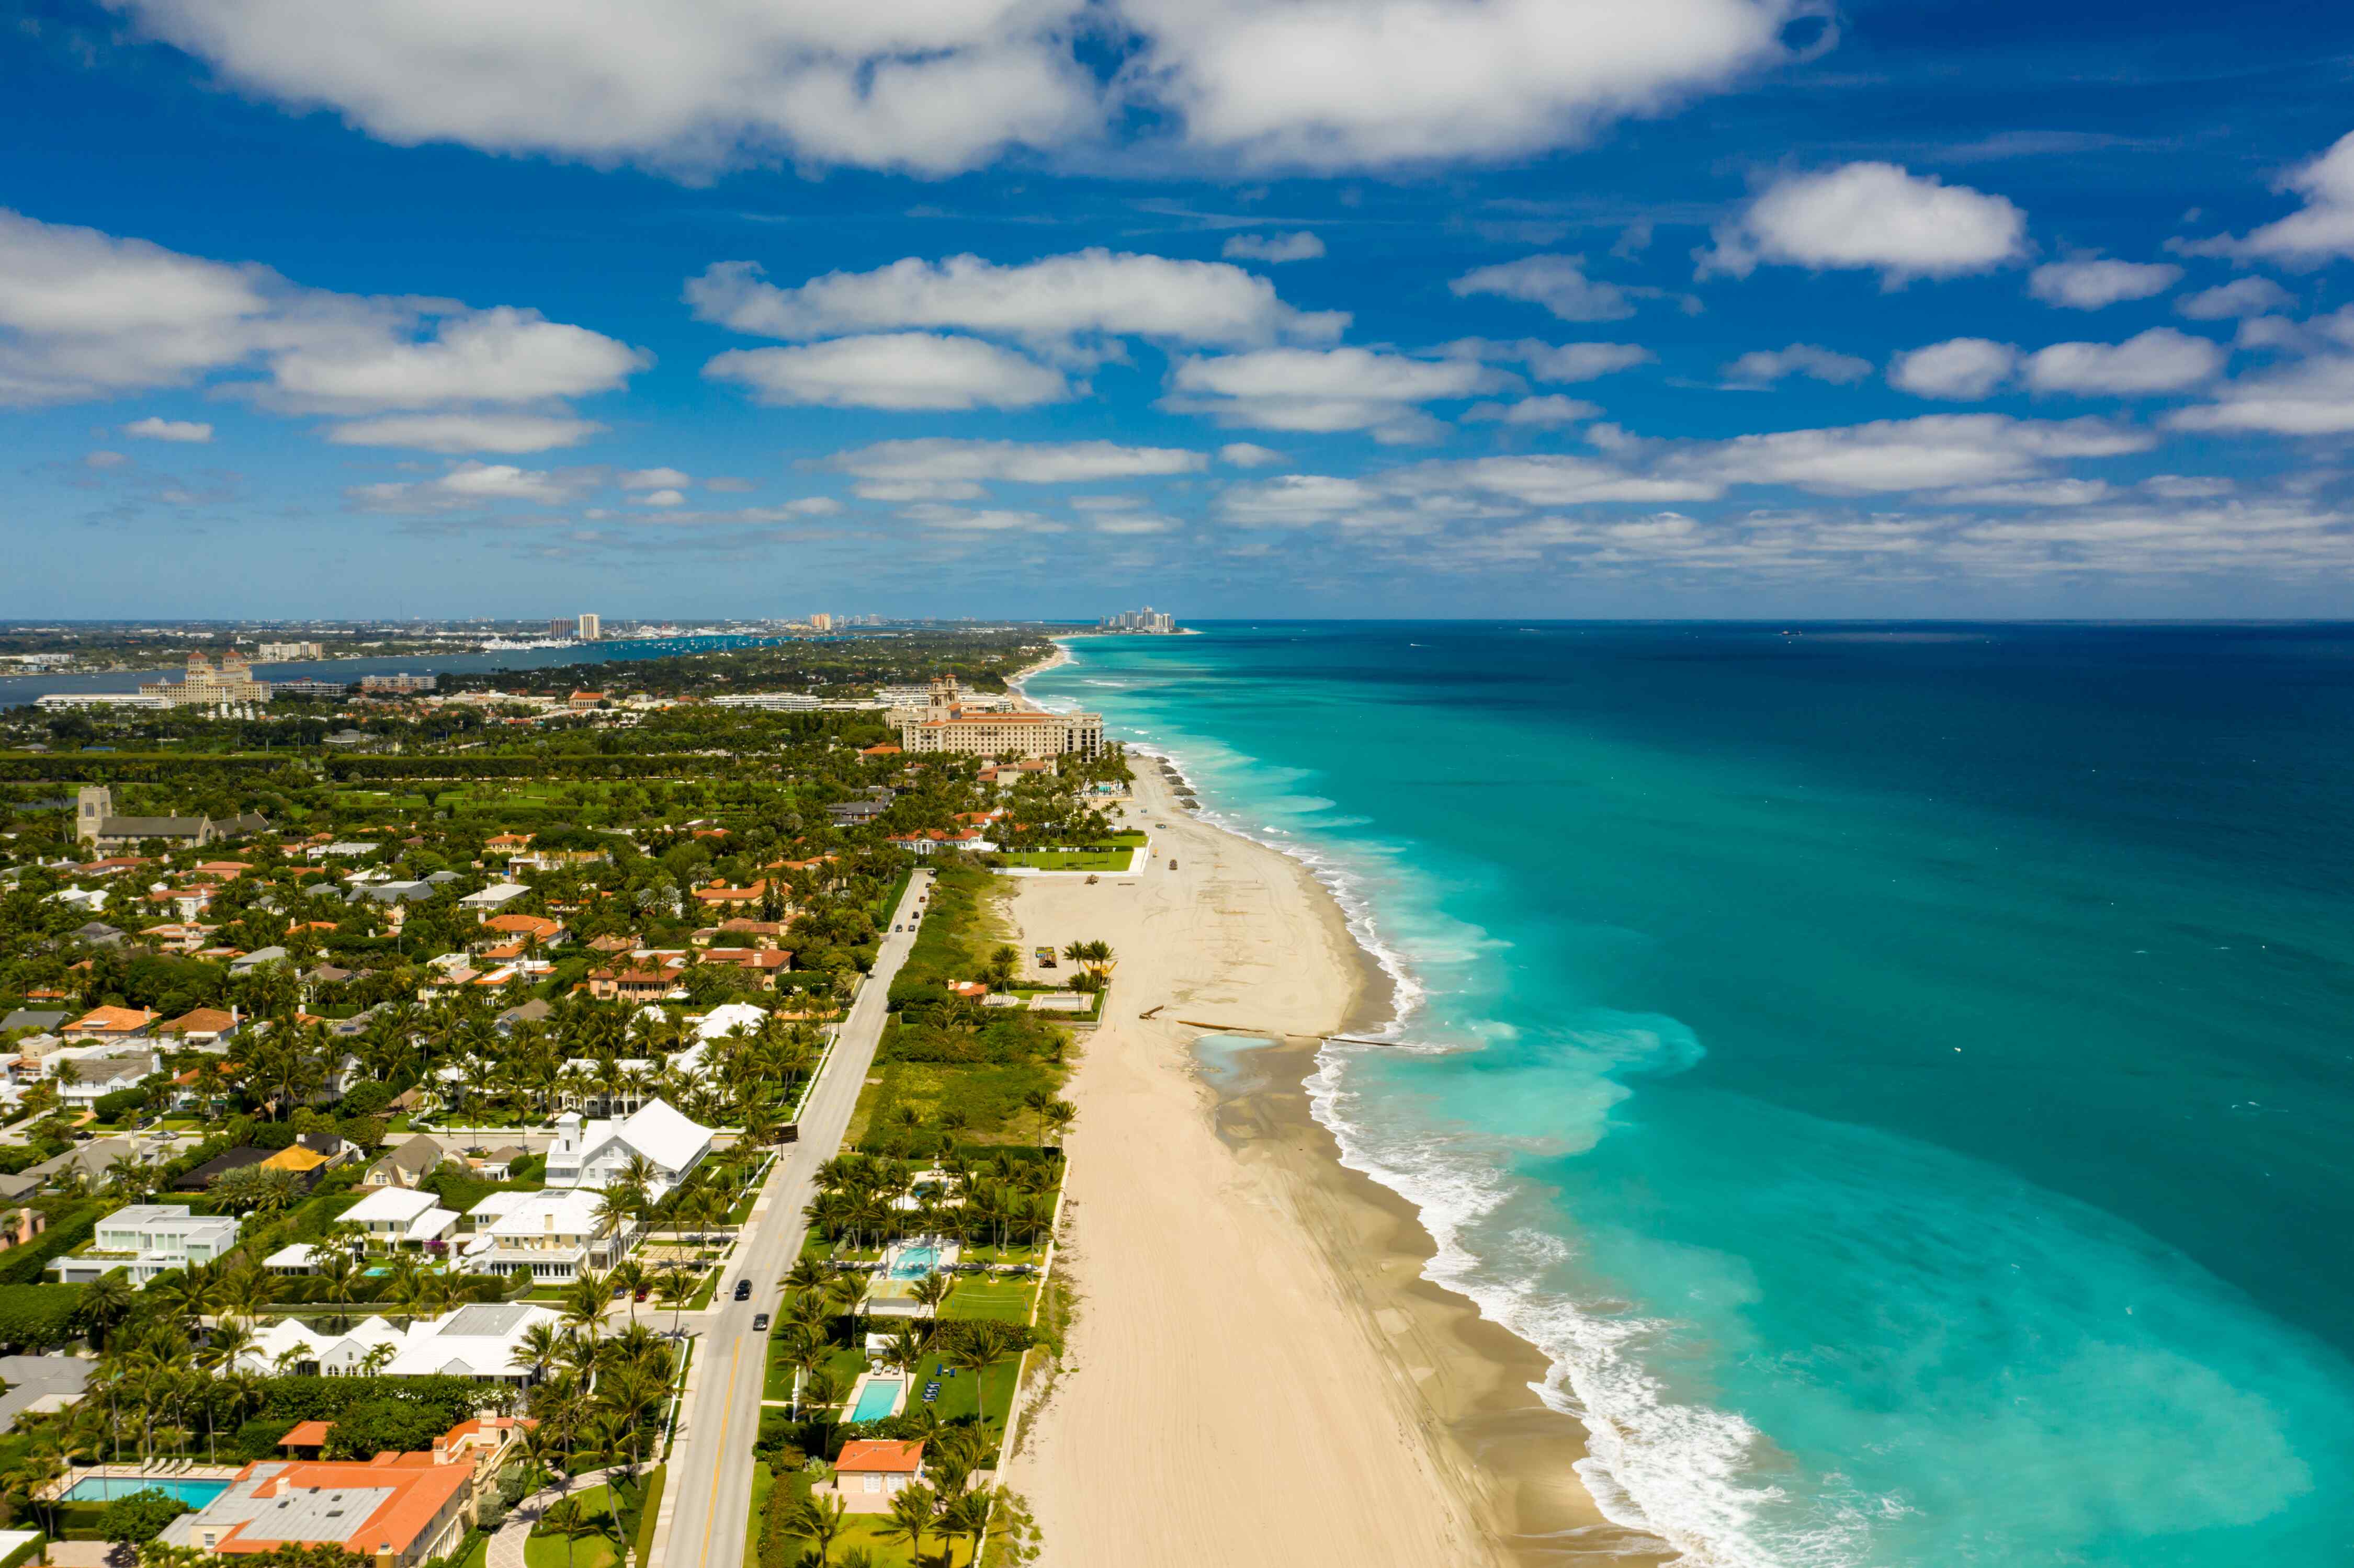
2176,278,2295,320
0,209,644,436
2027,256,2179,310
1722,343,1872,387
619,468,692,490
1123,0,1804,169
1888,338,2020,400
2168,353,2354,435
1162,346,1511,442
121,416,212,442
631,487,687,507
325,412,606,453
823,438,1208,484
1442,338,1655,381
1462,394,1602,424
2021,328,2224,395
101,0,1807,177
1450,254,1647,321
1934,479,2113,507
896,503,1060,532
2181,130,2354,267
686,249,1344,362
1667,413,2149,494
1217,473,1387,527
350,460,595,513
1217,442,1285,467
1220,231,1325,263
100,0,1101,178
1699,163,2030,285
703,334,1071,410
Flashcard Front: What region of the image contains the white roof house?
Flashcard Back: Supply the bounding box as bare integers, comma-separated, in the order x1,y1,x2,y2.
51,1203,240,1286
457,1188,619,1283
237,1302,566,1384
340,1186,460,1250
696,1002,769,1041
458,884,530,915
544,1098,713,1202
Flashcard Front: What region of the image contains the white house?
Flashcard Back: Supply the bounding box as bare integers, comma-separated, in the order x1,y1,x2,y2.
456,1188,620,1283
458,884,530,918
236,1302,566,1384
544,1099,712,1202
340,1186,460,1252
51,1203,240,1285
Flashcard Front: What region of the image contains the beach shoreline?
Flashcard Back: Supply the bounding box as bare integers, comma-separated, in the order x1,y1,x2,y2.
999,689,1668,1565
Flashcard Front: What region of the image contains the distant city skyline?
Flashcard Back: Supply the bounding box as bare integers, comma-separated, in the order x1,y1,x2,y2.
2,4,2350,618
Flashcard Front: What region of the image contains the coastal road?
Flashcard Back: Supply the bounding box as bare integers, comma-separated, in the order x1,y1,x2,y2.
653,866,934,1568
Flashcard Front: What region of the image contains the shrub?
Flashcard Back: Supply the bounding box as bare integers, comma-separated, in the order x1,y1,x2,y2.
323,1397,448,1460
97,1490,186,1545
234,1417,299,1460
0,1284,83,1348
0,1210,97,1287
93,1088,146,1120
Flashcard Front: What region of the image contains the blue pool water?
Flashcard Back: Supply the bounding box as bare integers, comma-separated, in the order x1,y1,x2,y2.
849,1379,903,1423
64,1477,231,1505
1031,623,2354,1568
888,1245,942,1280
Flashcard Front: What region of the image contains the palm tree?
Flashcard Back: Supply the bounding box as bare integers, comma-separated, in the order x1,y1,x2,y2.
941,1489,997,1567
908,1272,955,1330
1043,1100,1074,1149
787,1494,847,1567
608,1259,648,1325
541,1496,588,1568
518,1321,565,1386
79,1269,137,1348
875,1482,938,1565
656,1268,691,1339
1019,1089,1053,1147
878,1327,924,1380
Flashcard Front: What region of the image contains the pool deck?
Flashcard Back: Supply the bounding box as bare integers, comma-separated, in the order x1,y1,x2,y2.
44,1464,243,1502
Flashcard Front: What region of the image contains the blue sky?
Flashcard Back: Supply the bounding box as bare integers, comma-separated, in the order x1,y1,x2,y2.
3,0,2352,619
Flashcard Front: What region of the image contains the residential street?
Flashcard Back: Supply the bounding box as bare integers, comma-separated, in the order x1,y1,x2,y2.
649,866,933,1568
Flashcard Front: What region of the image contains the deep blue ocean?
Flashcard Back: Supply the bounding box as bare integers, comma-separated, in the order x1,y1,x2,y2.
1027,623,2354,1568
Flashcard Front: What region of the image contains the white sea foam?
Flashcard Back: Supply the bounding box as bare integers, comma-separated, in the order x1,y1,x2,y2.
1028,643,1866,1568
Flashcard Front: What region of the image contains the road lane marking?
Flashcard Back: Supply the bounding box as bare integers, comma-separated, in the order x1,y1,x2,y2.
700,1334,744,1565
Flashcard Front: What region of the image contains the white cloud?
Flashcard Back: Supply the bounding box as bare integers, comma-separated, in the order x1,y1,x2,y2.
101,0,1100,178
1163,346,1510,441
1722,343,1873,386
1443,338,1655,381
0,209,645,431
619,468,692,490
1397,454,1723,506
1669,414,2149,494
1217,474,1386,526
1123,0,1800,169
1091,513,1177,535
1220,231,1325,263
2021,328,2224,395
2183,130,2354,267
260,305,647,414
2027,256,2179,310
1934,479,2112,506
1216,442,1285,467
84,450,129,469
1463,394,1602,425
1888,338,2020,400
686,249,1344,362
2176,278,2294,320
2142,475,2234,499
632,488,688,507
2168,354,2354,436
703,334,1071,410
121,416,212,442
897,504,1060,532
325,412,606,453
1700,163,2029,285
703,476,757,493
1450,254,1640,321
350,460,594,512
824,438,1208,484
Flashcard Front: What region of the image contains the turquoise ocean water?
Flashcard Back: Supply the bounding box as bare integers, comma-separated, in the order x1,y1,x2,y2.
1026,623,2354,1568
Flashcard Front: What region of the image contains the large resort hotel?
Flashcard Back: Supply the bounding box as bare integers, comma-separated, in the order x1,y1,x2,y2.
891,679,1103,759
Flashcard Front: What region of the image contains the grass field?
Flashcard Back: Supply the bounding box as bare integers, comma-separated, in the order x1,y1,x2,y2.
524,1484,622,1568
938,1278,1037,1324
846,1060,1059,1146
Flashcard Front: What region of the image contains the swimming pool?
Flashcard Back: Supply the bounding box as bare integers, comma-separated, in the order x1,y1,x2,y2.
64,1477,231,1506
848,1379,903,1423
887,1245,941,1280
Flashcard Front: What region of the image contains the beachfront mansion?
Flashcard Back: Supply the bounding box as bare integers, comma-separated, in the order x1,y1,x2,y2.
892,678,1103,760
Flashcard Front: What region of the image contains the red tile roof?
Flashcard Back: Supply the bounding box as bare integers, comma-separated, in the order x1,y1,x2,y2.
279,1419,333,1447
835,1438,925,1475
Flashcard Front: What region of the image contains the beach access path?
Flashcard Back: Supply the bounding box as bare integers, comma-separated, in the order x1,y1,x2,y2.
647,866,935,1568
1005,763,1512,1568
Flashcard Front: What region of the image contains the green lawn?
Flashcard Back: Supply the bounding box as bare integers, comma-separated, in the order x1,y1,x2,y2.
993,846,1136,870
938,1279,1036,1324
847,1060,1061,1146
743,1462,774,1565
524,1485,623,1568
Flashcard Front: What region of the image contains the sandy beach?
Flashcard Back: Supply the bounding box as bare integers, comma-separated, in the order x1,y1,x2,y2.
1003,744,1667,1567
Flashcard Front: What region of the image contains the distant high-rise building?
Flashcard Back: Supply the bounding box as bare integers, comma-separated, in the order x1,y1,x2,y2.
359,673,437,695
548,618,576,639
253,641,324,661
809,612,833,632
139,650,272,707
1100,607,1178,634
576,613,602,641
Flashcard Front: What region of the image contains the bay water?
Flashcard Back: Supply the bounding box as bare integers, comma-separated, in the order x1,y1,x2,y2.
1027,622,2354,1568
